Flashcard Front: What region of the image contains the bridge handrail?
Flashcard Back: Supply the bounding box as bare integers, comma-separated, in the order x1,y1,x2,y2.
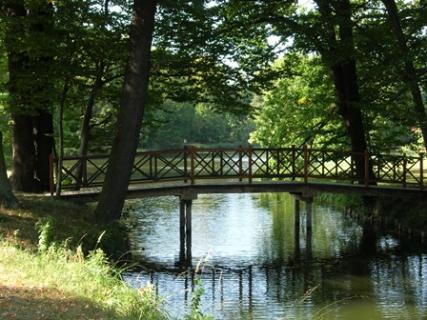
58,147,423,160
51,145,426,195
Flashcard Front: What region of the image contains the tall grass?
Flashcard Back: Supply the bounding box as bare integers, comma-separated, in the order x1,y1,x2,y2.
0,241,168,320
0,198,214,319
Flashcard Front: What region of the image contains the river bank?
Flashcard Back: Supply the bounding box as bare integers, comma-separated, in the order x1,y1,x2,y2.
0,196,166,320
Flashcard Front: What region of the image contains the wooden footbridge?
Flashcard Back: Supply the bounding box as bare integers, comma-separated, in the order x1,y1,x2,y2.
51,145,426,199
50,145,426,265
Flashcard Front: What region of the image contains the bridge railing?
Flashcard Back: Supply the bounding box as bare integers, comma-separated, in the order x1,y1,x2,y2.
50,146,426,194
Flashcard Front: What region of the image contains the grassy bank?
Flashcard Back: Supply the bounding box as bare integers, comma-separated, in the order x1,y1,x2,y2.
0,243,166,320
0,196,129,258
0,196,166,320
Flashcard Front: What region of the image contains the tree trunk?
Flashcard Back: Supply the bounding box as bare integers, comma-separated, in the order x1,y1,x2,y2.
317,0,373,183
56,80,70,197
74,68,104,188
5,1,54,192
95,0,157,224
10,115,36,192
0,132,18,209
34,111,54,191
382,0,427,150
75,1,109,188
32,2,55,191
331,62,370,182
5,1,36,192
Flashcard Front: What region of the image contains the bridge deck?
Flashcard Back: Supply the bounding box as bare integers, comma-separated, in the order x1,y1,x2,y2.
58,179,427,202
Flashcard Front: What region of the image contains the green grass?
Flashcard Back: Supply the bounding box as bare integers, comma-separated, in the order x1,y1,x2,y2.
0,242,167,320
0,196,214,320
0,195,129,258
0,196,168,320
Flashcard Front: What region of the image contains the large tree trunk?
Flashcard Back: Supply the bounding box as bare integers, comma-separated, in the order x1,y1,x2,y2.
382,0,427,150
31,2,55,191
0,132,18,209
5,1,54,192
316,0,373,183
5,1,36,192
34,111,54,191
10,115,36,192
331,61,374,183
95,0,157,224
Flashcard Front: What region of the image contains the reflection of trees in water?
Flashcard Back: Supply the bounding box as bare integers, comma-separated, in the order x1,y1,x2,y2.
127,242,427,319
257,193,364,264
124,193,427,319
193,194,228,212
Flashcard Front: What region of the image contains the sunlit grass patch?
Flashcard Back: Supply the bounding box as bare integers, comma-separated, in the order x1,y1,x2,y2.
0,242,167,320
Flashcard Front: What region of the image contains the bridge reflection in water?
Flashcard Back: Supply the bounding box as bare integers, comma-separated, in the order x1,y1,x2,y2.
123,194,427,320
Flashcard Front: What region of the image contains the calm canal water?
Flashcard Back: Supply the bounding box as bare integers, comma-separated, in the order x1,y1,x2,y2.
123,193,427,319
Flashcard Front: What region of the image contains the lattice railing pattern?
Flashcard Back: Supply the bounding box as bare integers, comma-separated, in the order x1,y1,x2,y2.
52,146,426,191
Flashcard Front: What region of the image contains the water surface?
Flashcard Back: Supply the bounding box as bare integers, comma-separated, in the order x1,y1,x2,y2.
124,193,427,319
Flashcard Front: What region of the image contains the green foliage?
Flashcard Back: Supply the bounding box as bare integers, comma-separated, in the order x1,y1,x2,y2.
222,0,426,153
184,277,213,320
250,54,344,148
0,0,425,161
144,101,254,149
93,221,131,261
35,216,56,252
0,242,167,320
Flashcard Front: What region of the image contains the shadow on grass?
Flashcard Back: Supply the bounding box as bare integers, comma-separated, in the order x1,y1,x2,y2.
0,196,97,250
0,285,122,320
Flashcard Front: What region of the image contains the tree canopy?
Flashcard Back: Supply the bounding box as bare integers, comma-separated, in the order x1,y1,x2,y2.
0,0,426,220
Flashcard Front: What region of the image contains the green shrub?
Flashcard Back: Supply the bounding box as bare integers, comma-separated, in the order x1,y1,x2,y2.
35,216,56,252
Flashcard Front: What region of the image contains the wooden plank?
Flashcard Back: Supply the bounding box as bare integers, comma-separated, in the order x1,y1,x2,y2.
190,147,195,185
248,145,253,184
303,145,308,184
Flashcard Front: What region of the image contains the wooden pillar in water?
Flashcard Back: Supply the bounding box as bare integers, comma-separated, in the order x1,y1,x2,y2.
185,199,192,263
179,192,197,267
294,198,301,258
305,197,313,259
293,192,314,259
306,198,313,236
179,200,186,263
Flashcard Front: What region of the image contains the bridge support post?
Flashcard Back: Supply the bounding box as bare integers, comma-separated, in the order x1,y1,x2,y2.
306,197,313,236
185,199,192,263
305,196,313,260
292,192,314,259
179,200,186,263
179,192,197,267
294,198,300,259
